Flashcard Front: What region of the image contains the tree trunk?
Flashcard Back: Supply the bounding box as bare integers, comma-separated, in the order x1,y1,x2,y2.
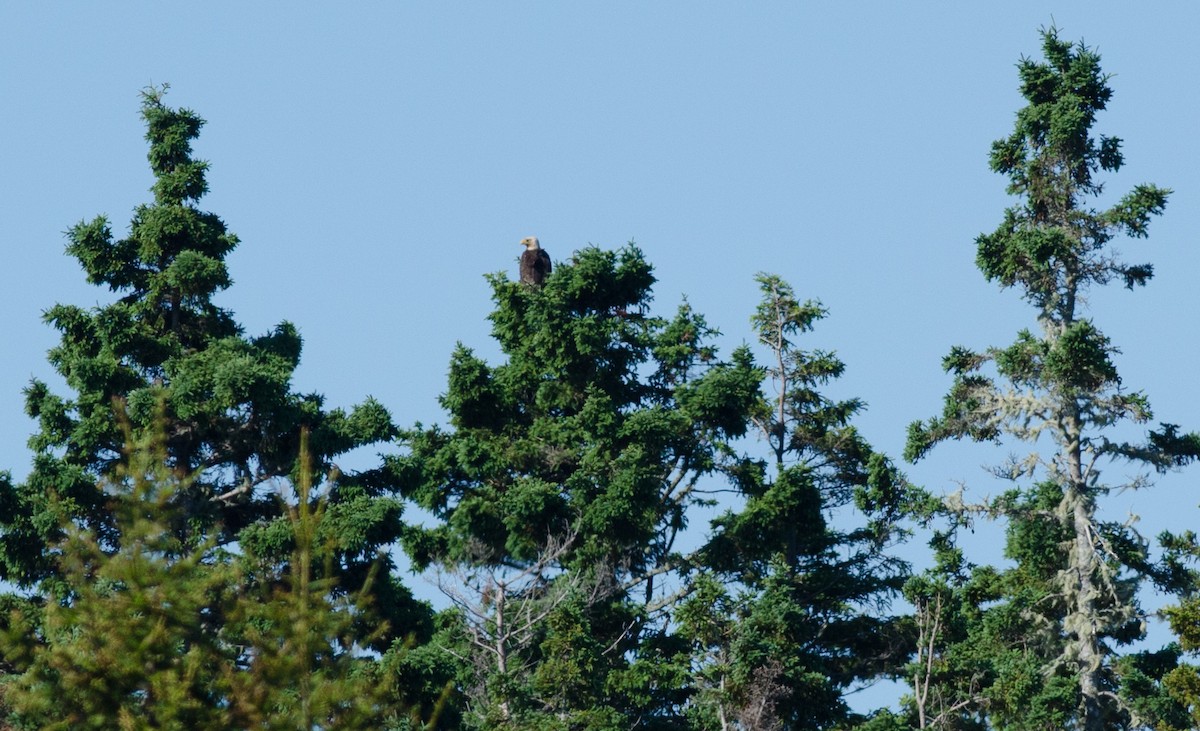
1065,406,1104,731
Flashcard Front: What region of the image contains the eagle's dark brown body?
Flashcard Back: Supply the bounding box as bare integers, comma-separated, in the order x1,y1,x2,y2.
519,238,551,285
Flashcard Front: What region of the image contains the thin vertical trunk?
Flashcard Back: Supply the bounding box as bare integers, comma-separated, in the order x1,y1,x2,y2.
1060,243,1105,730
494,582,510,722
1064,401,1104,731
773,302,787,467
170,290,181,333
718,673,731,731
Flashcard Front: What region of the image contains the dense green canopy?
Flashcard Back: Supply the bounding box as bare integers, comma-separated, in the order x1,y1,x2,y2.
1,25,1200,731
905,27,1200,731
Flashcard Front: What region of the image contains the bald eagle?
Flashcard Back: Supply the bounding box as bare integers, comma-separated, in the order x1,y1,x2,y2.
519,236,551,285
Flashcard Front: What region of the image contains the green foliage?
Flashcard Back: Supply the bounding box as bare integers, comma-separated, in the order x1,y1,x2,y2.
1,88,429,668
972,26,1168,316
0,87,446,729
7,86,401,580
395,244,761,728
684,273,913,730
3,34,1197,727
1,415,427,730
1113,648,1195,731
225,431,404,730
905,26,1200,730
2,413,235,730
1042,320,1118,392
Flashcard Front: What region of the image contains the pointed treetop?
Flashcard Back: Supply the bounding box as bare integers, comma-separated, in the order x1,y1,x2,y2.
140,84,210,205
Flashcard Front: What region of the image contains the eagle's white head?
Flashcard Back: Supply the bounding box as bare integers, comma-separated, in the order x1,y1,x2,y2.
520,236,541,250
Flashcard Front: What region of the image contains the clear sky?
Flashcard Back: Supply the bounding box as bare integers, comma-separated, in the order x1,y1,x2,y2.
3,3,1200,710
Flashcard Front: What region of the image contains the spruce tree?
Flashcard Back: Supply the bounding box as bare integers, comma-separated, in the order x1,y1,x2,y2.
225,431,401,730
1,87,425,646
905,27,1200,730
2,412,235,730
682,274,911,729
392,245,761,729
3,417,420,730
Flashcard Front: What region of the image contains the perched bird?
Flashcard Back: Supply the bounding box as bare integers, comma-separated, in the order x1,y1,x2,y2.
519,236,552,285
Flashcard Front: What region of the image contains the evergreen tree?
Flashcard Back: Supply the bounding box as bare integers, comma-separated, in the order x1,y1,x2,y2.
392,245,761,728
225,430,403,730
905,27,1200,730
3,416,420,730
898,521,1064,730
1156,595,1200,729
3,411,235,730
682,274,911,730
0,87,427,648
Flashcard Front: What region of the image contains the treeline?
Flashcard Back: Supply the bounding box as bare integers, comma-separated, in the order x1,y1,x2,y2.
2,27,1200,730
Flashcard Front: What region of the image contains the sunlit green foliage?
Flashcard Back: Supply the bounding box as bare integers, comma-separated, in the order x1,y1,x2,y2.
6,87,404,600
0,88,438,729
905,26,1200,731
393,245,761,728
2,410,233,730
2,416,426,730
225,431,404,730
683,274,913,730
2,23,1200,729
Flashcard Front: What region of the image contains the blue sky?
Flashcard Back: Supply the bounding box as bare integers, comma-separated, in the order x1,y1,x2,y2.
4,3,1200,710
